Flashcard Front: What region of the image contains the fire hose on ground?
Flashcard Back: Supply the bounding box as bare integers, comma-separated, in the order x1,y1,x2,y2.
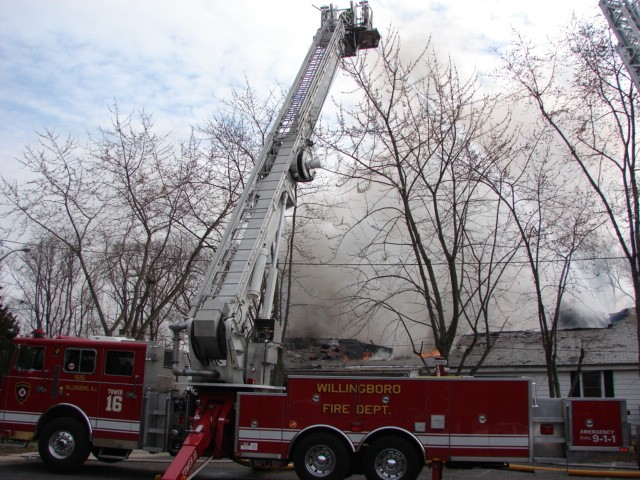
509,463,640,478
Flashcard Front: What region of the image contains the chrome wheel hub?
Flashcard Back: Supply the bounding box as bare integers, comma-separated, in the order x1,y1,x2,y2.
48,430,75,460
374,448,407,479
305,444,335,477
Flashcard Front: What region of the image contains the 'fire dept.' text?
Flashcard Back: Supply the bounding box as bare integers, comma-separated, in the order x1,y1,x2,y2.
322,403,389,415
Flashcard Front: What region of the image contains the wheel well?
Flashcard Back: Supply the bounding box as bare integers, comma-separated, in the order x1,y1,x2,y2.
35,404,92,440
360,428,425,462
288,426,354,460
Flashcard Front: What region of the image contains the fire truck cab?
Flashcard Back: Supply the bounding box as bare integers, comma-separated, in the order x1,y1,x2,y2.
0,335,169,470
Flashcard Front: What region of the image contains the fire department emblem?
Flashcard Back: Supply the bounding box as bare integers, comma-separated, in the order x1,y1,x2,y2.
15,382,31,404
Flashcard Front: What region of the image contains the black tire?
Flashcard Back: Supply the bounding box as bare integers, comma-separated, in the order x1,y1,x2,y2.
293,432,351,480
38,417,91,472
363,435,422,480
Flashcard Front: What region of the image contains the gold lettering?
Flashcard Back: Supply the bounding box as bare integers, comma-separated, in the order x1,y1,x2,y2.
356,404,390,415
322,403,351,414
317,383,401,395
64,384,90,392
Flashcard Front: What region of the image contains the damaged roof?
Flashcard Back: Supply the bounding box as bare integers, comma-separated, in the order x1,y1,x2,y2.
448,308,638,369
283,337,425,376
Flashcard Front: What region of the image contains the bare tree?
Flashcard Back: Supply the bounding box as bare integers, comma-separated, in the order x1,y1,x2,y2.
316,32,522,367
2,107,236,339
480,132,605,396
501,16,640,374
87,109,237,339
0,286,19,376
12,235,90,336
3,74,297,340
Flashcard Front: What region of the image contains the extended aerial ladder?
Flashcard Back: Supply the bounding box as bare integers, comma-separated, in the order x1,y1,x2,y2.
160,5,379,479
169,4,380,387
600,0,640,89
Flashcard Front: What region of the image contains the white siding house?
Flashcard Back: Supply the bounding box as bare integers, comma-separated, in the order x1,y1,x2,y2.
448,309,640,423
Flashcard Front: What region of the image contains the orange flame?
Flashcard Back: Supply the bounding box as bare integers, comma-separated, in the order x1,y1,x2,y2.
420,349,441,359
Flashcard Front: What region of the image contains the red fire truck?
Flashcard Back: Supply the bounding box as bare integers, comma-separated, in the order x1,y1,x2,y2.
0,335,630,480
0,3,631,480
0,336,150,464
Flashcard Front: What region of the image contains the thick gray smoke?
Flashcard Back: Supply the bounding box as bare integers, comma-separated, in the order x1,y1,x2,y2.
558,302,610,329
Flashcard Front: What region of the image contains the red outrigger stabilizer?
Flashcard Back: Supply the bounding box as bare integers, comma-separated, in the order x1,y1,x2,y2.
160,392,235,480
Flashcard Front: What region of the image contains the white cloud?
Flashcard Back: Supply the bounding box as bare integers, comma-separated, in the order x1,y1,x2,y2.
0,0,604,181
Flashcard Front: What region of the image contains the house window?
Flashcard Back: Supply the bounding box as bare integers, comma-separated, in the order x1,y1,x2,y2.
569,371,614,398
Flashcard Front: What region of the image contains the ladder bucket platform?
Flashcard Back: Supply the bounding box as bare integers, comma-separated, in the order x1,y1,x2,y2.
354,27,381,49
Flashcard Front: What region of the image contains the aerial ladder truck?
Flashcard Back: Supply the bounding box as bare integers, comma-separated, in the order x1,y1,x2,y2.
0,4,631,480
161,2,382,478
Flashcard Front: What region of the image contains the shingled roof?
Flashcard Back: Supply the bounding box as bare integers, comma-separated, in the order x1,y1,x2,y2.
448,308,638,369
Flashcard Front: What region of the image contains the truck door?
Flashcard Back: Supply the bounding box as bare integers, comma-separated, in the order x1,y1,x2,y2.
0,343,48,438
58,346,100,420
96,347,144,440
566,398,628,452
424,379,450,459
449,379,530,461
449,380,490,457
487,379,530,460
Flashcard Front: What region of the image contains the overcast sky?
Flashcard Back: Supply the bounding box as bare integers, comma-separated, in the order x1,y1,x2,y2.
1,0,602,182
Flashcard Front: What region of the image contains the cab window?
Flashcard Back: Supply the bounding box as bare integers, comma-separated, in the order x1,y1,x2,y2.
16,345,45,371
0,344,15,375
63,348,96,374
105,351,134,376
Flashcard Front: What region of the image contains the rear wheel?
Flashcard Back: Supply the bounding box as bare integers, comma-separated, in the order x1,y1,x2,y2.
38,417,91,472
363,435,422,480
294,432,351,480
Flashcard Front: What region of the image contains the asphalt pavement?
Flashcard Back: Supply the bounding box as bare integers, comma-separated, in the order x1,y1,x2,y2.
0,448,639,479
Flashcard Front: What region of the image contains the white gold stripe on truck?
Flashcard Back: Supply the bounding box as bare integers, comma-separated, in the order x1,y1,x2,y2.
237,428,529,449
3,410,139,434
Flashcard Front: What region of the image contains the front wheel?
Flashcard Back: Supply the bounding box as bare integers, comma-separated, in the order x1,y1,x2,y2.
363,435,422,480
38,417,91,472
293,432,351,480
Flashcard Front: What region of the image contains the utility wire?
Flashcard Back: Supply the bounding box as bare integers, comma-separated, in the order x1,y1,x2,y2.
0,238,631,267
